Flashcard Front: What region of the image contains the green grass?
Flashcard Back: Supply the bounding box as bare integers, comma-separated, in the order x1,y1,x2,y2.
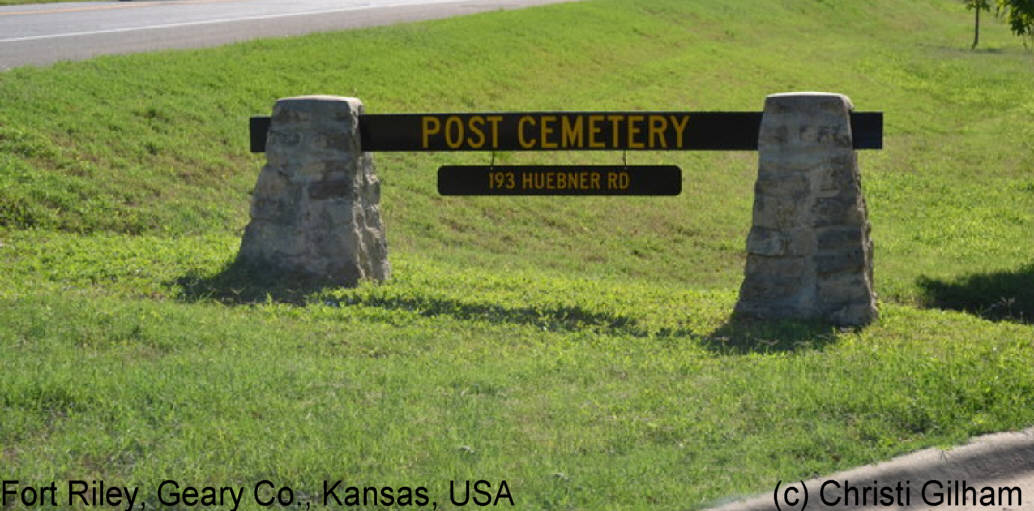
2,0,1034,509
0,0,76,5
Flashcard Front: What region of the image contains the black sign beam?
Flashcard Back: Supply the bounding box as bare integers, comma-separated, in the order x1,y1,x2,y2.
437,165,682,196
250,116,271,154
249,112,882,153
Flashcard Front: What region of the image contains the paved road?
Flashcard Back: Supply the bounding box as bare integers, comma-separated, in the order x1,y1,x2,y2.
0,0,574,70
709,427,1034,510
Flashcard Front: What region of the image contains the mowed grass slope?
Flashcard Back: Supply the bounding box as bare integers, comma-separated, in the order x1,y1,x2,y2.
0,1,65,5
1,0,1033,509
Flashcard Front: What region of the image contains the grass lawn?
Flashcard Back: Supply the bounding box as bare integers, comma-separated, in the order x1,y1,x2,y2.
2,0,1033,509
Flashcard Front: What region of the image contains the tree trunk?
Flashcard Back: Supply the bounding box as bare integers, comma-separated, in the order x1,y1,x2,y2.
972,7,980,50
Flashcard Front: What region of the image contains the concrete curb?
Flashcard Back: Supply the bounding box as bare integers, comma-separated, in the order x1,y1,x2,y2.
707,427,1034,510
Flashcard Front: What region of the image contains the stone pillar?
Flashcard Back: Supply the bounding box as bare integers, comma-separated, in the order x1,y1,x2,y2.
734,92,877,326
238,95,390,286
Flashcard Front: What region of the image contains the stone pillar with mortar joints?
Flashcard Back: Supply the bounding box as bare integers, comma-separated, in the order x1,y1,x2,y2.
238,95,390,285
735,92,877,326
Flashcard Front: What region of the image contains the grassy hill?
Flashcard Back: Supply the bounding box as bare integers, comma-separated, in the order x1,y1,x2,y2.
2,0,1033,509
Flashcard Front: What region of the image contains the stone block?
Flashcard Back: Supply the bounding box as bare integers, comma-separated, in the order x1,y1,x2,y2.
817,273,870,305
752,193,804,230
739,255,810,302
746,227,816,257
815,248,866,277
811,194,864,227
754,169,810,200
817,226,864,252
813,153,858,194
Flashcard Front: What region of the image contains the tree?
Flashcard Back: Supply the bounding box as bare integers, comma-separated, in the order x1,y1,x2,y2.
966,0,993,49
965,0,1034,50
997,0,1034,49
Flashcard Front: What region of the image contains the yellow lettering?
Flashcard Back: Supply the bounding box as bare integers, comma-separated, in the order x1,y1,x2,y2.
421,116,441,149
561,116,583,148
607,115,625,148
556,172,567,189
591,172,600,189
670,114,690,148
579,172,591,189
522,172,533,189
444,116,464,149
627,115,645,149
518,115,536,149
545,172,555,190
607,171,631,189
486,115,503,148
648,115,668,149
618,172,630,189
540,115,558,149
468,116,486,149
588,115,605,149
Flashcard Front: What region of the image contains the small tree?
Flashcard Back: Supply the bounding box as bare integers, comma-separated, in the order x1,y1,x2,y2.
966,0,993,49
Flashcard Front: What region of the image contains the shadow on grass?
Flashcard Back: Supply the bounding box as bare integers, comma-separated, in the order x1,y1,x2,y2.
176,262,852,343
930,44,1007,55
175,259,338,305
969,47,1006,54
702,315,841,354
916,262,1034,324
341,294,649,336
175,260,647,335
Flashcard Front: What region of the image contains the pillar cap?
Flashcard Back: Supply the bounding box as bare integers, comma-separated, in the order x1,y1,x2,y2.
766,91,853,110
272,95,365,119
278,95,361,103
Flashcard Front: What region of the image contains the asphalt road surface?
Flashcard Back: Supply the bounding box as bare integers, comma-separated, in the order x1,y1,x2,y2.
0,0,574,70
709,426,1034,511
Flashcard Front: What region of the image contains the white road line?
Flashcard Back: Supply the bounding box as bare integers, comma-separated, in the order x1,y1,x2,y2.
0,0,458,43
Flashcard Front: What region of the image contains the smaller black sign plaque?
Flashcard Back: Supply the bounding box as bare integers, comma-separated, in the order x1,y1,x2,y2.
437,165,682,196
